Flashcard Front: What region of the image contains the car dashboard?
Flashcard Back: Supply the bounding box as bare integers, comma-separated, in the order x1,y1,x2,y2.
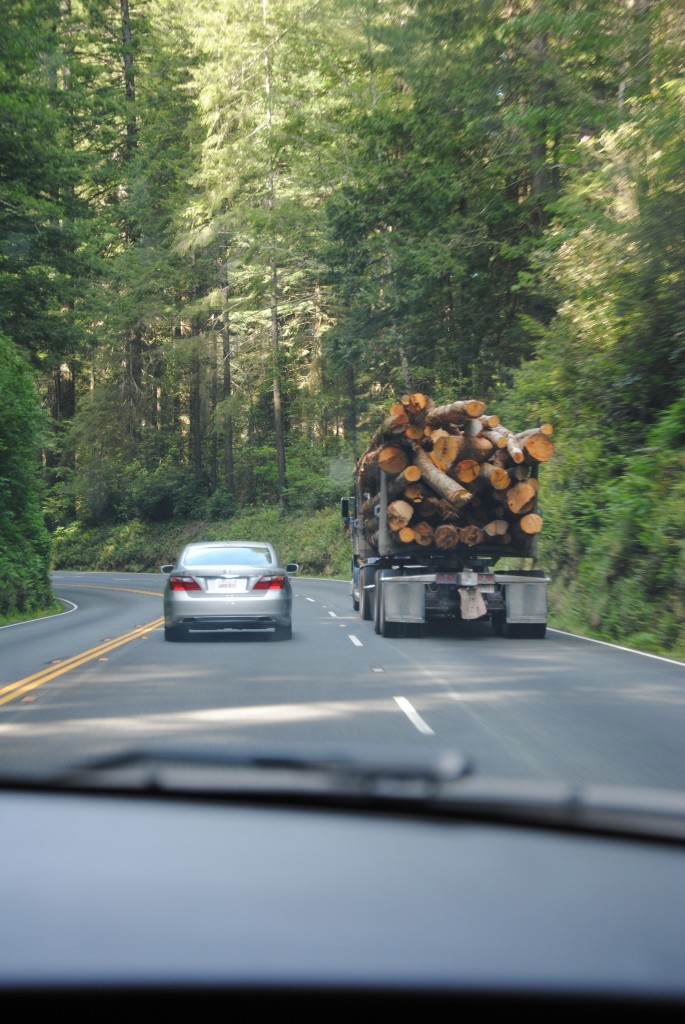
1,774,684,1016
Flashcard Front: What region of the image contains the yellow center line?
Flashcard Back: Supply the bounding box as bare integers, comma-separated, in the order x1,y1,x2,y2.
55,583,163,598
0,616,164,706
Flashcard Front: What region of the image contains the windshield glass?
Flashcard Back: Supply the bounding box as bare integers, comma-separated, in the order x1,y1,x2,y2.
0,0,683,811
182,546,275,567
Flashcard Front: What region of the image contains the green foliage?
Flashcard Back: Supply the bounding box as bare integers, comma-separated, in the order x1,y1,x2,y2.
0,333,54,615
52,506,352,579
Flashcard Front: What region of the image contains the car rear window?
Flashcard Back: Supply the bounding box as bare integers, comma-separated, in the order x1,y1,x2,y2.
183,546,274,567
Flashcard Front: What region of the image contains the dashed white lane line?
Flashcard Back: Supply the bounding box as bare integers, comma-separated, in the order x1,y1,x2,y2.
394,696,435,736
305,597,316,603
348,635,363,647
328,611,337,617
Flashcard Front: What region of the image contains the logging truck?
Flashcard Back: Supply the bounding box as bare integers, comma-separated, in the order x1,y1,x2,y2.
341,394,552,639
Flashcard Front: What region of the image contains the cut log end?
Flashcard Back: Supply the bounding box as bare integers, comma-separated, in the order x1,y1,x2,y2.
378,446,409,475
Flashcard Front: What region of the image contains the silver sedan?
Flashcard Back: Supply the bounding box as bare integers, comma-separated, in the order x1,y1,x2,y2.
161,541,298,641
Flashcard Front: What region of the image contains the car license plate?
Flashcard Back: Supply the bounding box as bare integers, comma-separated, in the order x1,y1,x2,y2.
208,578,247,593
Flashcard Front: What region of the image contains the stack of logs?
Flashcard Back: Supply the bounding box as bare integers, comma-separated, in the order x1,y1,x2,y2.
355,394,554,552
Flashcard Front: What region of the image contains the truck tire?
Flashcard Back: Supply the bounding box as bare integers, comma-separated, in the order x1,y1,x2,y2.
491,610,505,637
379,587,398,638
359,565,375,621
499,569,547,639
351,562,360,611
502,621,546,639
502,621,527,639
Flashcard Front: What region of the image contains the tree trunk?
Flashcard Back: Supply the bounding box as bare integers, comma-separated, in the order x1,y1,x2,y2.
263,0,287,514
120,0,137,153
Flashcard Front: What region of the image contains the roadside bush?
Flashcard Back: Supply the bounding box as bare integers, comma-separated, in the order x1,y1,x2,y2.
0,333,54,616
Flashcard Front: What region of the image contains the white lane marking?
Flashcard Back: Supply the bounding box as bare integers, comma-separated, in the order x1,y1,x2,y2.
549,628,685,667
329,611,337,618
0,599,78,630
305,597,316,603
394,696,435,736
348,635,363,647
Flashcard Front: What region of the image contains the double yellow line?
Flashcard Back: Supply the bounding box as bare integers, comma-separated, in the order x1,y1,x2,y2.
1,583,164,706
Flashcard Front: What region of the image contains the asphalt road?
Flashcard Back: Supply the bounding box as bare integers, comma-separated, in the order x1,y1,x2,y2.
0,571,683,787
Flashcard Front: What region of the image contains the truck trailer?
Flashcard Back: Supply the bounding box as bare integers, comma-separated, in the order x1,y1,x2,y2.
342,469,550,639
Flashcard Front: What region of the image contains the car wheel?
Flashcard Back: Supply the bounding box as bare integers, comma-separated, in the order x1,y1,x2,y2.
274,622,292,641
164,624,187,642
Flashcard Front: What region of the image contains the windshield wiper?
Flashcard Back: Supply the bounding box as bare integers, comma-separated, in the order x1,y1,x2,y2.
9,744,685,843
53,742,472,801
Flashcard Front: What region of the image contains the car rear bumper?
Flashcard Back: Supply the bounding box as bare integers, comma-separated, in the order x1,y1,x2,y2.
164,590,291,632
166,614,290,632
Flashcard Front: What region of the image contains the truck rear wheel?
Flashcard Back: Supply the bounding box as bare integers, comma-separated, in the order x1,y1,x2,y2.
379,587,398,638
502,622,526,639
373,579,382,634
359,566,375,621
502,621,546,639
491,610,505,636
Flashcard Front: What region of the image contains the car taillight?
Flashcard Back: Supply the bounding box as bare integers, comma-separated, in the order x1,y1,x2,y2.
169,575,202,591
253,574,286,590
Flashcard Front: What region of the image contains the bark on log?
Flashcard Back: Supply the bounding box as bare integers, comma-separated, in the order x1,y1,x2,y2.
400,392,431,417
478,462,511,490
422,497,461,521
463,435,495,462
504,481,536,515
517,423,554,438
384,465,422,502
357,448,379,490
486,424,525,463
425,399,486,427
463,417,484,437
480,429,508,449
430,430,465,468
412,447,474,511
383,405,409,433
